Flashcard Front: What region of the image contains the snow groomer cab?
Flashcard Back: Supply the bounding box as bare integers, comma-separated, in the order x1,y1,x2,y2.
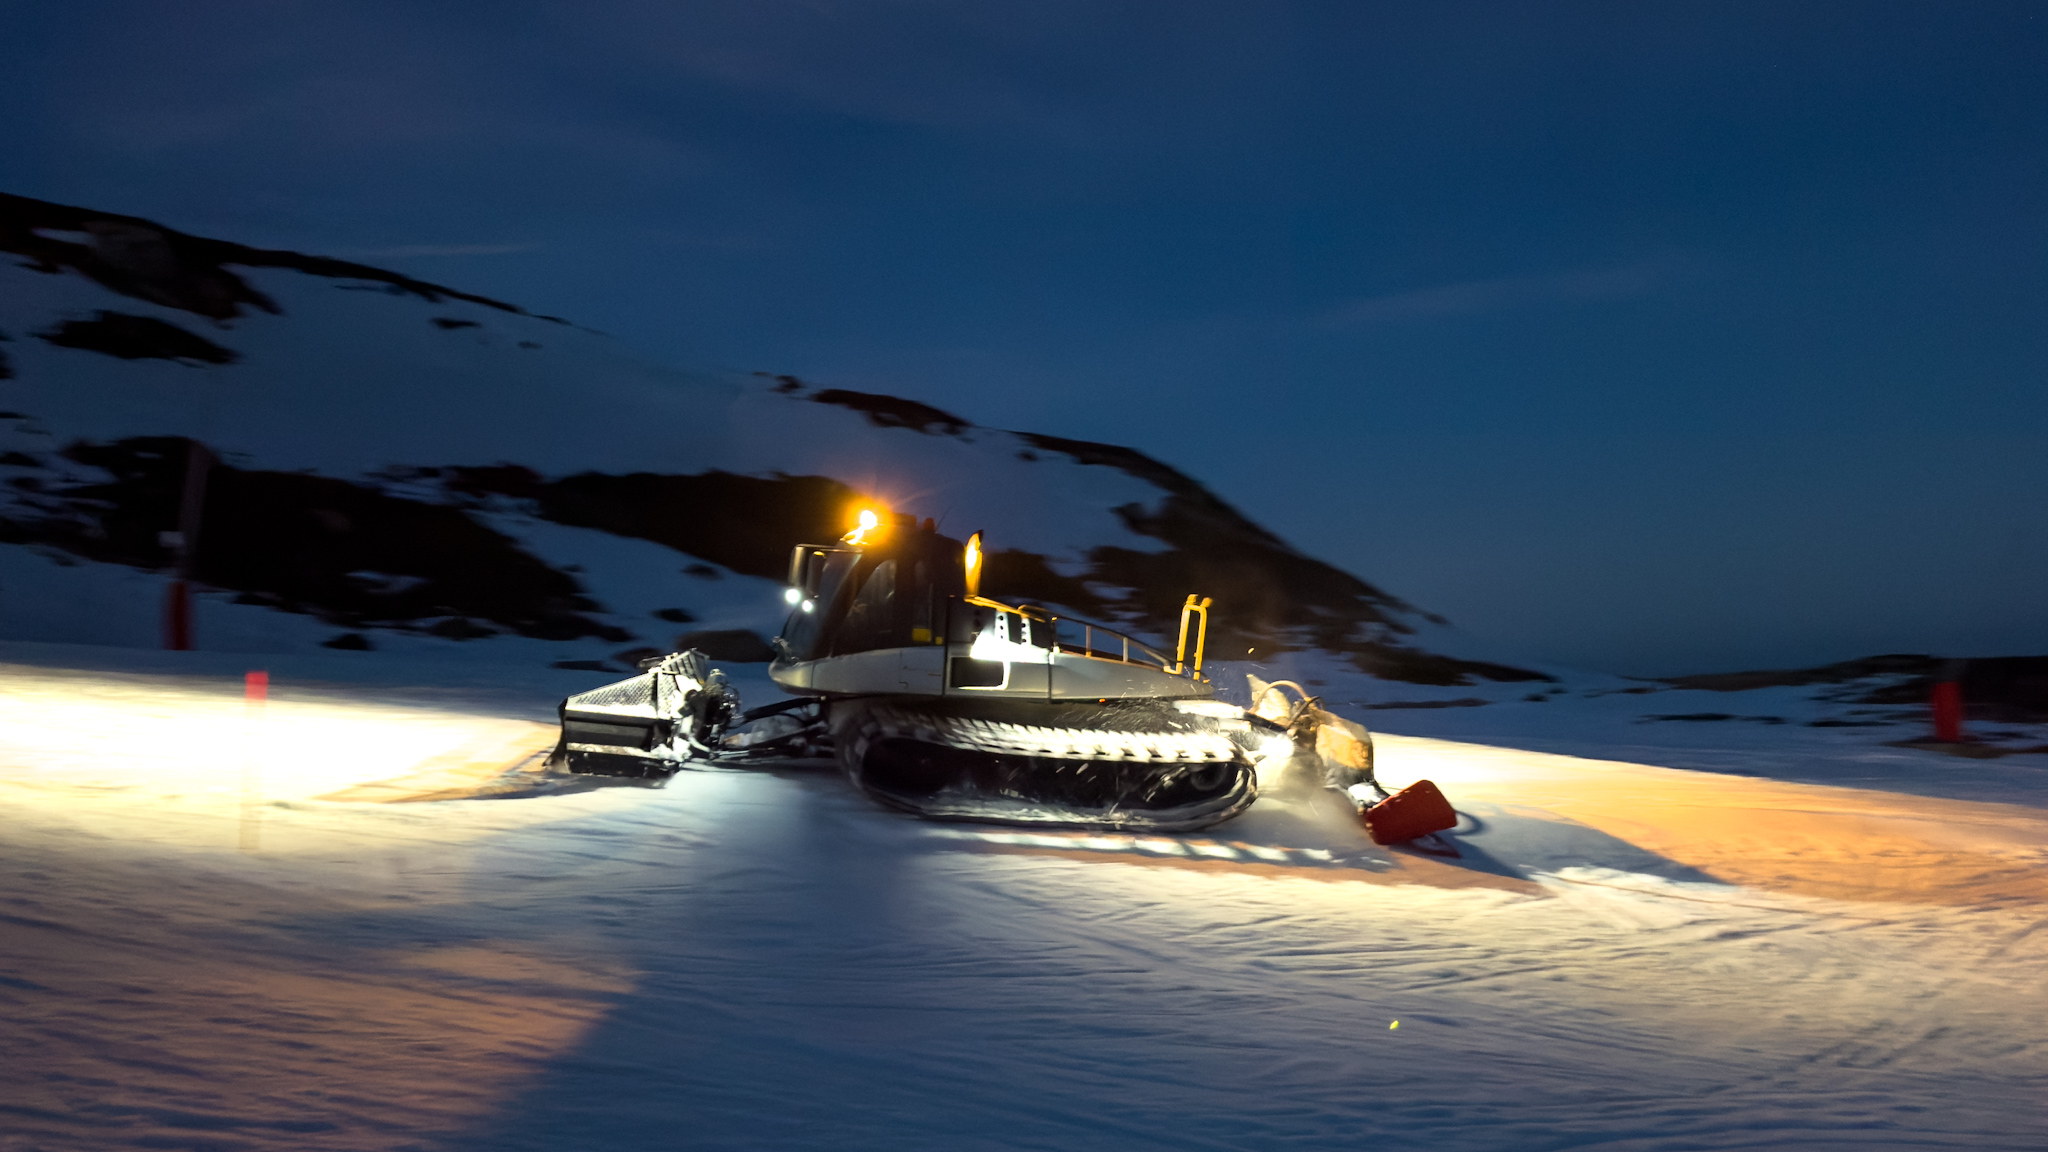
768,510,1219,705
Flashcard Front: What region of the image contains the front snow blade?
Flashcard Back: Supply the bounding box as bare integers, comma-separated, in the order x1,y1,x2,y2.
1362,779,1458,846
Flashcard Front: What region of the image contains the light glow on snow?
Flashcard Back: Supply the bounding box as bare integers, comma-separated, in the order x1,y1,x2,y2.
0,674,556,854
1251,733,1296,785
4,657,2048,1150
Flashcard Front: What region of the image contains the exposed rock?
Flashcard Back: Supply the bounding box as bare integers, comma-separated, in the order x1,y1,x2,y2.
1008,432,1545,685
675,628,776,663
0,437,625,642
1662,654,2048,725
434,454,1546,685
809,388,970,436
0,191,548,322
447,466,858,580
38,311,238,365
1660,654,1937,692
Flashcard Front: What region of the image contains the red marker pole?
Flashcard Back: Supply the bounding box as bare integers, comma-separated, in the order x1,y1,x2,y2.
1931,680,1963,743
240,670,268,852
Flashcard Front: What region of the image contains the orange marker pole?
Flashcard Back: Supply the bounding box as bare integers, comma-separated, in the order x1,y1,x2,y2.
240,670,268,852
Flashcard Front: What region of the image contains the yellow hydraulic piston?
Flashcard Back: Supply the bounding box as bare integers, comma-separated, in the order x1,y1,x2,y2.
1174,595,1212,678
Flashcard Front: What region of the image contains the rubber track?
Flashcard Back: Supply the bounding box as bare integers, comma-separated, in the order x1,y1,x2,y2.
854,702,1243,764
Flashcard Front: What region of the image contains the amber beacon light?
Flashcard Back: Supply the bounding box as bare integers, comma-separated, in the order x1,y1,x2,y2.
844,507,882,545
963,531,984,598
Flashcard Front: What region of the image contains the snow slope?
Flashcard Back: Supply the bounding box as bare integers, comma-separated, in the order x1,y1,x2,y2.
2,650,2044,1150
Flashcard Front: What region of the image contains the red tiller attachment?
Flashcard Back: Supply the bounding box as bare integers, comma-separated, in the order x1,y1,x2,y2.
1362,779,1458,847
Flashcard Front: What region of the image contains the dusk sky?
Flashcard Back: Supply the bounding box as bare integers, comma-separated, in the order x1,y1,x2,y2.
3,1,2043,675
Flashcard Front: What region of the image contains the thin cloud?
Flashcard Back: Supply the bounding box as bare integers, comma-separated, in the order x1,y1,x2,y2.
1317,264,1662,329
556,0,1281,145
636,229,769,252
340,244,534,259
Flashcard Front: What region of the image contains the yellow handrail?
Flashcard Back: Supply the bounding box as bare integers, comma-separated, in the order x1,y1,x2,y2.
963,594,1053,621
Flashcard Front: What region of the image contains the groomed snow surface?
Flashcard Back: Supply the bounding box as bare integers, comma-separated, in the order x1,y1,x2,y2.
3,645,2044,1151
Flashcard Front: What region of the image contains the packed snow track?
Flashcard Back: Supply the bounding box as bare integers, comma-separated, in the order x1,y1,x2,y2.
1,648,2044,1151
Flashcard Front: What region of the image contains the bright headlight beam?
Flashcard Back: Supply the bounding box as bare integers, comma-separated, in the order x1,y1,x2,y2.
968,630,1047,664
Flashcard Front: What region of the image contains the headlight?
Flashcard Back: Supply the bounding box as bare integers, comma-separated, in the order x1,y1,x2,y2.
783,587,801,604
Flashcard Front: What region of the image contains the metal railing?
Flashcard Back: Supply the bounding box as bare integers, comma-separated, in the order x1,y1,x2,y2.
1059,621,1179,674
965,593,1205,681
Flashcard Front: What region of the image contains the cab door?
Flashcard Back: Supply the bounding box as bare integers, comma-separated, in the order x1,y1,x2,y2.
891,552,944,695
898,644,944,694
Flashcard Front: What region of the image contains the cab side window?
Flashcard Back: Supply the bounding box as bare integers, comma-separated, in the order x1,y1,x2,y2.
831,559,897,654
908,560,934,642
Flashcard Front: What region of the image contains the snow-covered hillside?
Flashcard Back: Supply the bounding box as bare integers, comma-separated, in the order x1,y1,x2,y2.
0,191,1537,689
5,192,2045,777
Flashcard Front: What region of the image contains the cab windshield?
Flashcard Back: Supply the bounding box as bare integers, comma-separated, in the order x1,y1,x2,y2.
777,549,860,660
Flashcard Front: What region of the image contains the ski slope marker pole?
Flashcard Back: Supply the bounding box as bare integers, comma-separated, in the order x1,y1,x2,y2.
1931,680,1962,743
241,670,267,851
